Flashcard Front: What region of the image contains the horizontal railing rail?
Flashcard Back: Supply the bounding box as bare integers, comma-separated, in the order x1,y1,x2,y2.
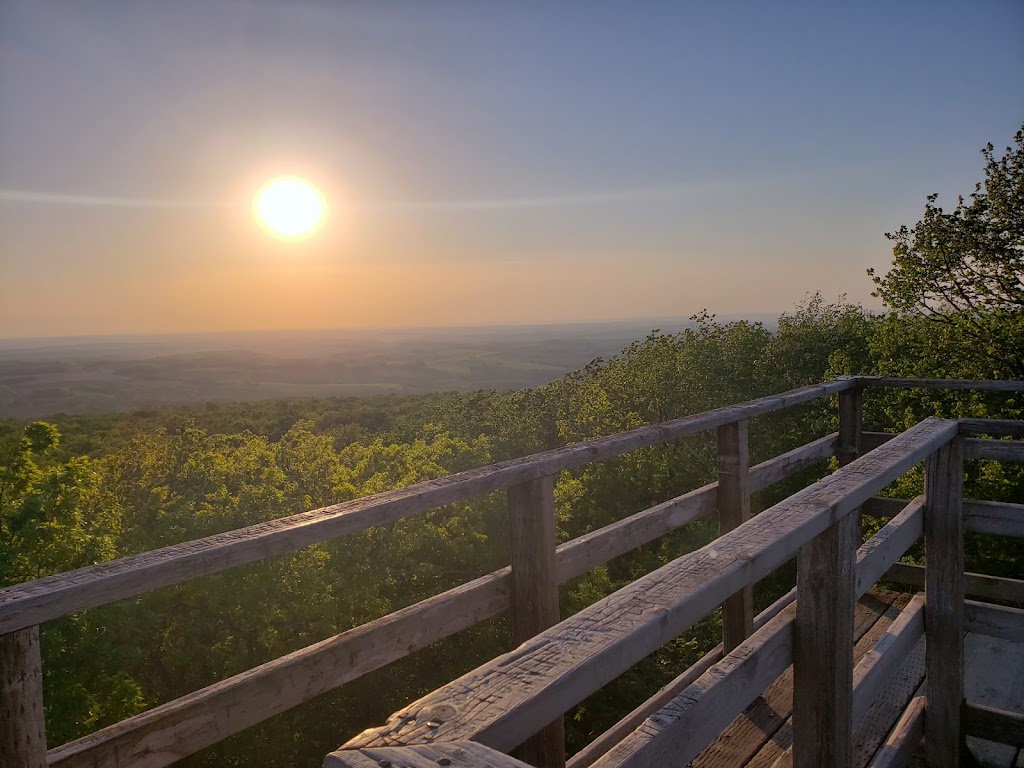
333,418,957,759
0,380,849,636
3,376,1023,768
45,435,839,768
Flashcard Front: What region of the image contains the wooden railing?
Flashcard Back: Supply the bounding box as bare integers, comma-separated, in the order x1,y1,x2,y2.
1,377,1022,768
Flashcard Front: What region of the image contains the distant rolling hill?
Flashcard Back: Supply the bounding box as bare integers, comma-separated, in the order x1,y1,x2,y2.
0,317,776,418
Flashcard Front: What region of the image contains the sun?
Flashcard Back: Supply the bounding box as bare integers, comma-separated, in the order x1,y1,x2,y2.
254,177,326,238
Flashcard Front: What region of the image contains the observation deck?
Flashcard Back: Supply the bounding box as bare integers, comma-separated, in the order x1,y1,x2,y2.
3,377,1023,768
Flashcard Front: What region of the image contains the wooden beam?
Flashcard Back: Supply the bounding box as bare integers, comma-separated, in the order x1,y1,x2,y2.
0,380,850,636
924,437,965,768
586,516,923,768
963,500,1024,537
341,419,956,755
566,588,798,768
508,475,564,767
963,702,1024,748
863,432,896,453
866,695,926,768
856,377,1024,392
594,605,798,768
46,435,836,768
885,563,1024,604
324,740,537,767
964,600,1024,642
575,498,925,768
957,419,1024,438
965,438,1024,463
851,595,925,726
0,626,47,768
717,420,753,652
792,512,857,767
866,497,1024,538
838,385,864,466
556,433,838,583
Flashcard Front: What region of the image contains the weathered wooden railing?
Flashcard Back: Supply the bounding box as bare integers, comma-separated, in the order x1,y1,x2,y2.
1,377,1022,768
325,378,1024,768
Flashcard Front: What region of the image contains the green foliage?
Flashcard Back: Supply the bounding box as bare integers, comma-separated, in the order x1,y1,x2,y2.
869,124,1024,377
1,288,1022,764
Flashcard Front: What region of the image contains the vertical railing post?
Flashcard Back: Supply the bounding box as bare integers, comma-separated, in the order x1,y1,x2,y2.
793,512,857,768
717,419,753,652
924,437,965,768
838,382,864,539
1,626,48,768
508,474,564,768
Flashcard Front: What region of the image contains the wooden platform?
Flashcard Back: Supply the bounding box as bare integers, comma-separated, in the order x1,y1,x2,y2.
688,589,1024,768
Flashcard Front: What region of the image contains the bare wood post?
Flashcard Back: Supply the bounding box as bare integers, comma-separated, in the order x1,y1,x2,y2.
717,419,753,652
1,626,47,768
508,474,564,768
793,512,858,767
838,383,864,539
924,437,965,768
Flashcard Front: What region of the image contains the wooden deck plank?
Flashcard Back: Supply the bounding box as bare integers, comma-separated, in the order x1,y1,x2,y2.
739,594,924,768
964,633,1024,767
691,591,903,767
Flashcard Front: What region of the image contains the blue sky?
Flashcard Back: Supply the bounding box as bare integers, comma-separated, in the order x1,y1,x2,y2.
1,1,1022,337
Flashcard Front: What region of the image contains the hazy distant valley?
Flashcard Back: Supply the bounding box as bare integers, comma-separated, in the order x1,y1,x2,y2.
0,318,773,418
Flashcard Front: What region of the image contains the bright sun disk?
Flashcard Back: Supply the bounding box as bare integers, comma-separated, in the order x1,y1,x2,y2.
255,177,326,238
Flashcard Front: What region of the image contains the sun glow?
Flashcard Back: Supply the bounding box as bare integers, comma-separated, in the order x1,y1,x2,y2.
254,177,326,238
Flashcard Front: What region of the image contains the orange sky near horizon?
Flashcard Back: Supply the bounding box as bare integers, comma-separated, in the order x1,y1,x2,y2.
1,2,1021,339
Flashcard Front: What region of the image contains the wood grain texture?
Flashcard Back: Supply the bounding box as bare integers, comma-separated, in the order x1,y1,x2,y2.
0,381,850,636
508,475,564,768
594,604,798,768
567,588,800,768
0,626,47,768
718,419,753,652
839,386,864,467
924,438,965,768
957,419,1024,438
964,600,1024,643
965,438,1024,463
851,595,925,726
866,695,926,768
963,703,1024,748
792,511,857,768
855,498,924,598
342,418,956,755
962,500,1024,538
736,596,922,768
691,592,904,768
555,433,838,584
865,496,1024,539
324,740,536,767
586,495,923,768
885,563,1024,605
856,378,1024,392
47,434,834,768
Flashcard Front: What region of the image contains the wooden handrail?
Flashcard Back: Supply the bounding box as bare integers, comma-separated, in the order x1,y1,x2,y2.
45,433,840,768
855,377,1024,392
338,418,957,757
6,377,1022,768
0,380,849,636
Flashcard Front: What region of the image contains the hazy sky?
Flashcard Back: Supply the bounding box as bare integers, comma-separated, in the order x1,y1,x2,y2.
1,1,1022,338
